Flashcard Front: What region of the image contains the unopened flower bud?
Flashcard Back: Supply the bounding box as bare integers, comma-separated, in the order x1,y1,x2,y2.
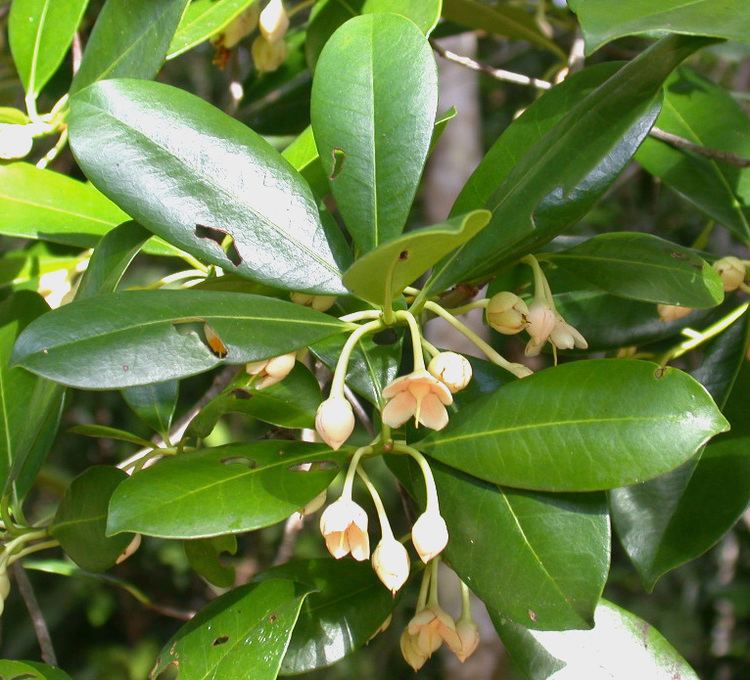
400,628,428,671
449,619,480,662
0,570,9,600
315,396,355,450
411,510,448,563
408,604,461,657
115,534,142,565
372,536,410,595
524,301,556,356
714,256,746,292
220,3,261,48
486,292,529,334
549,314,587,351
259,0,289,42
246,351,296,389
428,352,472,394
0,123,33,160
319,497,370,560
290,292,337,312
657,304,693,322
251,35,288,72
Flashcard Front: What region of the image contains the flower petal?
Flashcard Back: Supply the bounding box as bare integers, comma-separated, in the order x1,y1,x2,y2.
382,390,416,428
417,393,449,430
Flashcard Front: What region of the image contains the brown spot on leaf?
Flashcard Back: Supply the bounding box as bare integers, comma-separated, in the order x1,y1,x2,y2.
232,388,252,400
399,250,409,260
269,613,278,623
221,456,257,468
528,609,537,622
330,148,345,179
212,636,229,646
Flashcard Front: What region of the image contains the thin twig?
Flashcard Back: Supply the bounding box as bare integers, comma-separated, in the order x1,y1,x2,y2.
344,385,375,437
71,32,82,75
649,127,750,168
272,514,305,566
12,563,57,665
431,40,552,90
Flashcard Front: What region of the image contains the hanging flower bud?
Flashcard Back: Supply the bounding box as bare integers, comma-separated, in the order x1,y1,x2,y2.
449,619,480,662
246,352,296,389
315,396,355,450
290,292,337,312
251,35,288,72
411,510,449,563
400,628,428,671
657,304,693,322
0,123,33,160
381,370,453,431
259,0,289,42
486,292,529,334
38,268,74,309
219,3,261,49
549,313,588,351
714,256,746,292
115,534,142,565
524,301,556,356
408,604,461,658
428,352,472,394
372,536,410,595
319,497,370,561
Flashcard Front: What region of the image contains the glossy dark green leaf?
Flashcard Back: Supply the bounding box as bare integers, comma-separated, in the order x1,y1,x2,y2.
343,211,490,306
636,68,750,244
51,466,132,572
69,79,345,294
184,535,237,588
570,0,750,55
544,232,723,307
362,0,441,34
70,0,189,94
495,599,698,680
152,579,311,680
282,126,329,198
391,457,609,630
442,0,564,57
305,0,365,70
311,13,438,253
8,0,88,97
13,290,347,389
259,559,397,674
419,359,728,492
75,221,150,300
107,441,345,538
188,362,321,437
68,424,154,448
168,0,257,59
0,660,72,680
311,332,402,407
0,292,64,501
611,312,750,589
427,36,712,294
121,380,179,436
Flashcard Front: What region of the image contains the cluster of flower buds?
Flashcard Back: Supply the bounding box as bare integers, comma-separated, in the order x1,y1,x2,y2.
290,291,337,312
714,256,747,292
252,0,289,73
245,351,296,389
657,303,693,322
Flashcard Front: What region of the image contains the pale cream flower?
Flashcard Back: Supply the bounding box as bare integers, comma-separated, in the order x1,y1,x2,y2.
714,256,746,292
549,313,588,351
407,604,461,658
657,304,693,322
372,536,410,595
319,497,370,561
251,35,288,72
381,370,453,431
38,268,73,309
486,291,529,334
411,510,449,563
524,301,556,356
115,534,142,565
220,3,260,48
0,123,33,160
290,292,337,312
246,352,296,388
428,352,472,394
315,396,355,450
259,0,289,42
400,627,428,671
449,618,480,662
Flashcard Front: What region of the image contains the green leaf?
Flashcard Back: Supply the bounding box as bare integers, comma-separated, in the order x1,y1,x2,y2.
305,0,365,71
311,13,438,253
0,292,64,501
13,290,347,389
343,211,490,306
188,362,321,437
610,312,750,589
106,441,345,538
391,457,610,630
8,0,88,97
427,36,713,293
636,67,750,244
258,559,397,674
69,79,345,294
543,232,724,307
168,0,257,59
121,381,178,436
0,106,30,124
495,599,698,680
442,0,564,58
152,579,311,680
184,535,237,588
571,0,750,55
419,359,729,492
362,0,442,35
70,0,189,95
51,466,132,572
282,126,329,198
75,221,151,300
67,424,155,448
0,660,72,680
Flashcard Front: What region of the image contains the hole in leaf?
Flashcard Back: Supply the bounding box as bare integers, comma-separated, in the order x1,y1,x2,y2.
330,148,346,179
527,609,537,622
268,613,278,623
195,224,242,267
212,636,230,646
653,366,669,380
232,388,252,400
226,240,243,267
221,456,257,468
288,460,338,473
670,251,688,260
399,250,409,260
